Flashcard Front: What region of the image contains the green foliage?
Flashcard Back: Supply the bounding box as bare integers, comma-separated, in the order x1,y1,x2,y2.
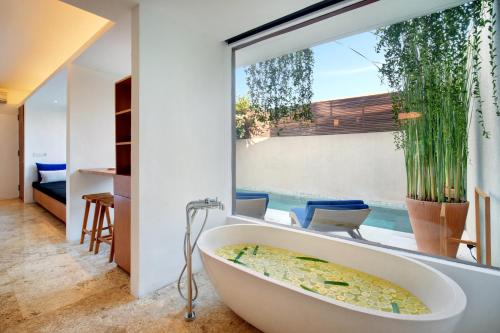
235,96,260,139
375,0,498,203
245,49,314,126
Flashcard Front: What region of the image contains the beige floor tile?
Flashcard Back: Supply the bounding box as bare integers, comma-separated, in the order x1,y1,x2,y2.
0,199,259,333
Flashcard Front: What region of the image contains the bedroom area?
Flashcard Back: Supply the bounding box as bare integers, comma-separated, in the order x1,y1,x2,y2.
23,69,68,223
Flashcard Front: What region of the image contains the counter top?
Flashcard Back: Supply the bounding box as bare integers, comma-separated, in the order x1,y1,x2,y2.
79,168,116,176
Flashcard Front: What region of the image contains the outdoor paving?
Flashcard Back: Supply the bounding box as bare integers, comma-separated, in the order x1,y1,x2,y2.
265,208,475,263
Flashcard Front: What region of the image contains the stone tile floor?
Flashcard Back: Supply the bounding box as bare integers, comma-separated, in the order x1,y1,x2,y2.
0,199,259,333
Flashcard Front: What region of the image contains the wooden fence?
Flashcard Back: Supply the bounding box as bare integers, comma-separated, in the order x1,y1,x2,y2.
269,92,396,137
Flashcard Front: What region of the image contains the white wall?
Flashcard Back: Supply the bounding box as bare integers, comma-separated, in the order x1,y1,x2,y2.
236,132,406,207
0,105,19,200
67,64,119,241
131,2,232,297
467,2,500,267
23,101,66,202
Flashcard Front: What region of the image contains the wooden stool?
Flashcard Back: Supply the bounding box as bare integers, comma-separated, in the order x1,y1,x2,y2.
80,192,113,252
94,196,115,262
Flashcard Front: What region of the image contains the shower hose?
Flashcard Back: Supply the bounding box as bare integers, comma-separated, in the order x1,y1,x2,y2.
177,208,209,304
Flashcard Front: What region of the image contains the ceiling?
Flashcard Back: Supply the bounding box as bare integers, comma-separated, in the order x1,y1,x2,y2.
63,0,136,76
1,0,471,107
62,0,322,76
65,0,470,72
159,0,327,41
0,0,110,104
235,0,469,67
64,0,322,40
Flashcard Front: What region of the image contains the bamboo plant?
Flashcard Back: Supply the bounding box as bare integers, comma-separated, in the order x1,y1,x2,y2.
376,0,498,203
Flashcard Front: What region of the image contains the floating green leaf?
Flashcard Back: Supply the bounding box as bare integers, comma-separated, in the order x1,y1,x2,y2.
234,247,248,261
227,259,247,266
324,281,349,286
296,256,328,263
252,245,259,255
391,302,400,314
300,284,319,294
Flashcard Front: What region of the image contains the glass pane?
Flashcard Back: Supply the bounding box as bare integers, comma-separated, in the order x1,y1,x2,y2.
233,1,498,270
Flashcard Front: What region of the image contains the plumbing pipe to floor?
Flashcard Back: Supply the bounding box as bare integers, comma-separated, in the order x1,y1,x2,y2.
178,198,224,321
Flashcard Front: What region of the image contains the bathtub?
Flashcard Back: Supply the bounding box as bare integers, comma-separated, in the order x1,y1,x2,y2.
198,224,466,333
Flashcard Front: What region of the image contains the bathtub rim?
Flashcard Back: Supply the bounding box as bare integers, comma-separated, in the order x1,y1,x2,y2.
198,223,467,322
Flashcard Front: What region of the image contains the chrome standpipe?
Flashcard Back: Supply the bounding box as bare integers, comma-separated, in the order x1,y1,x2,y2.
178,198,224,322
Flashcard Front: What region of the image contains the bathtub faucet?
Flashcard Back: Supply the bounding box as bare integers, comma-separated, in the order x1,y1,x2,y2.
179,197,224,321
187,198,225,211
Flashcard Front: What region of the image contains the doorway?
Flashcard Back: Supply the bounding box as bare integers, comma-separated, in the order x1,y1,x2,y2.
18,105,24,201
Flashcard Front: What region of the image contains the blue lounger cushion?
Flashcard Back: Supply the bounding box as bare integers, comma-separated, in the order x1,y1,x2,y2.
291,207,308,227
236,192,269,209
292,203,369,228
306,200,364,207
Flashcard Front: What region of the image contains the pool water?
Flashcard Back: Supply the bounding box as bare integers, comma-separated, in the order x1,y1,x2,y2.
238,190,413,233
216,243,429,315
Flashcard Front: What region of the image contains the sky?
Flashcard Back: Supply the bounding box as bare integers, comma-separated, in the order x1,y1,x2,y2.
235,31,390,102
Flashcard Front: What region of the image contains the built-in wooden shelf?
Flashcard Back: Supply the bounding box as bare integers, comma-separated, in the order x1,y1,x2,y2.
114,75,132,275
115,76,132,177
116,109,131,115
115,76,131,113
79,168,116,176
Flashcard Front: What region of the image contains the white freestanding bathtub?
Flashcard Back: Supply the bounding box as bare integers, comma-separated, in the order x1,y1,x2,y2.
198,224,466,333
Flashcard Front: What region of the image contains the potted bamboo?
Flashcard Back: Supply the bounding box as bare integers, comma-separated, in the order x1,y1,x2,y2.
376,0,498,257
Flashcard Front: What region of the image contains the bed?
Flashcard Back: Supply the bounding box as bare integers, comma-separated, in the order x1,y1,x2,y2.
32,163,66,223
33,181,66,222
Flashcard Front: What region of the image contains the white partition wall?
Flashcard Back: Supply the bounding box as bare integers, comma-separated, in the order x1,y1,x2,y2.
131,3,232,297
66,64,120,241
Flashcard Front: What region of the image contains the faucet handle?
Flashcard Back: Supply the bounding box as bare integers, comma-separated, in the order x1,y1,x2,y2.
205,197,224,210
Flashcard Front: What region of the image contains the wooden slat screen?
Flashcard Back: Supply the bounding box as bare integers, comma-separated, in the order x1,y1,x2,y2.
269,93,396,137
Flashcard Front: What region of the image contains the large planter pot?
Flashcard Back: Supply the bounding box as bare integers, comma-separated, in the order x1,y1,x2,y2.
406,198,469,258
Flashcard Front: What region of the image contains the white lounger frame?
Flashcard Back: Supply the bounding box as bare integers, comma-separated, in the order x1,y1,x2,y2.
290,208,371,232
235,198,267,219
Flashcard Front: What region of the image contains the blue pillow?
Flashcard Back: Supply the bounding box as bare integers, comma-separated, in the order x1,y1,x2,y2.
36,163,66,171
36,163,66,182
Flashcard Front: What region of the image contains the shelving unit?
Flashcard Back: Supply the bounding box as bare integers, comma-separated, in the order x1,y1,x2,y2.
114,76,132,274
115,76,131,176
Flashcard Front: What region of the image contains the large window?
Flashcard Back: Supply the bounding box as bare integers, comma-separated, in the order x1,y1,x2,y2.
232,0,499,270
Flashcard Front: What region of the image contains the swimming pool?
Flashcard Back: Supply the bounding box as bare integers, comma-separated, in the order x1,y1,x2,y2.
237,190,413,234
